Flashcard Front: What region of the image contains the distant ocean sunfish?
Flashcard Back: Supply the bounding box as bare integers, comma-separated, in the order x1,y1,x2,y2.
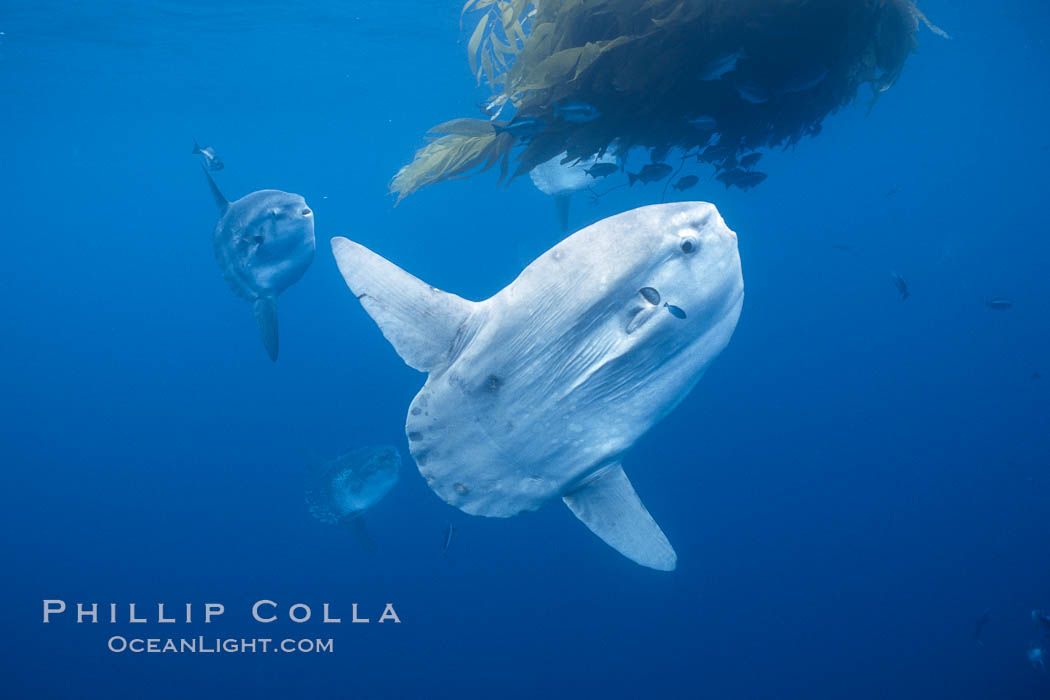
331,202,744,571
202,169,315,361
306,446,400,548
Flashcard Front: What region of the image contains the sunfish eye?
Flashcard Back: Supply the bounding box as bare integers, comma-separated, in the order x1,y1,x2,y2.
679,235,699,254
301,207,312,217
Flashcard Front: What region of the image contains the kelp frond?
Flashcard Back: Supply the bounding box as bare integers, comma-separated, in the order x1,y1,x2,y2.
390,119,513,202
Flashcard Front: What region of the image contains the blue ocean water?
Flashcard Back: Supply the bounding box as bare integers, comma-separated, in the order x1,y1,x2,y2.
1,1,1048,697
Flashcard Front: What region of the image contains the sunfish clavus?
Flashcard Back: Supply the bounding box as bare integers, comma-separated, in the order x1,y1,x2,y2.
331,202,744,570
202,169,315,361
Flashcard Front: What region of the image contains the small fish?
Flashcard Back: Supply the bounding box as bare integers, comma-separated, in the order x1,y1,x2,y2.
737,171,767,190
698,49,744,81
494,115,545,140
672,175,699,192
584,162,619,179
700,143,734,165
739,152,762,170
716,167,766,190
734,81,770,104
192,140,224,171
442,522,455,557
664,303,687,320
975,610,991,645
986,298,1012,310
891,272,910,301
781,65,828,94
554,101,600,123
886,184,901,197
688,115,717,130
628,163,673,186
1033,610,1050,635
639,287,661,305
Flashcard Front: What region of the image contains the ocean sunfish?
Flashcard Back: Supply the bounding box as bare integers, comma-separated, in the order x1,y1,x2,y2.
530,150,618,233
306,446,401,549
202,169,315,361
330,202,744,571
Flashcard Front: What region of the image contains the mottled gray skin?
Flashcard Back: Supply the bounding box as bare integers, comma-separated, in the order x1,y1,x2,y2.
331,202,743,570
205,171,315,360
212,189,315,301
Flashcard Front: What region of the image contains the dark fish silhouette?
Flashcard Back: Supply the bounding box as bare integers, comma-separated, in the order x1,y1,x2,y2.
739,152,762,170
891,272,910,301
975,610,991,645
628,163,672,186
716,168,767,190
688,115,717,130
664,303,687,319
585,163,619,179
554,101,600,123
672,175,699,192
495,115,545,140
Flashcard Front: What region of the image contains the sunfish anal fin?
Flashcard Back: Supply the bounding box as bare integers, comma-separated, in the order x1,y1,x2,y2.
253,296,279,362
563,463,677,571
554,193,571,234
343,515,376,552
201,164,228,214
330,237,476,373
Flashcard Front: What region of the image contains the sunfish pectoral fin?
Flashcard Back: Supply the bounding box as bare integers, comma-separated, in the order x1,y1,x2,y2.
253,296,279,362
563,463,677,572
553,193,571,233
330,237,477,373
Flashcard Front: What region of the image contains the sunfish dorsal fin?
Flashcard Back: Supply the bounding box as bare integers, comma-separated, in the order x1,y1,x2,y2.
201,164,228,214
330,237,476,373
563,463,677,571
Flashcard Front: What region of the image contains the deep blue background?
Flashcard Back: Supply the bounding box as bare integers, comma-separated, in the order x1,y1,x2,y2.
1,1,1047,697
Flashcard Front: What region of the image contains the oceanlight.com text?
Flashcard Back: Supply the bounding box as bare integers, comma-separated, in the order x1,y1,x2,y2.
107,636,334,654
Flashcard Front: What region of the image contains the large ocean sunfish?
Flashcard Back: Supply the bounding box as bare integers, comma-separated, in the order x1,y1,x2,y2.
202,169,315,361
331,203,743,570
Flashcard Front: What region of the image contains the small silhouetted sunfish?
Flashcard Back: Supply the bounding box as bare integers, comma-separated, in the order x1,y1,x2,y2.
891,272,910,301
202,168,315,360
554,101,600,123
664,303,687,319
986,298,1012,310
585,163,619,179
672,175,699,192
192,140,224,171
628,163,672,186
